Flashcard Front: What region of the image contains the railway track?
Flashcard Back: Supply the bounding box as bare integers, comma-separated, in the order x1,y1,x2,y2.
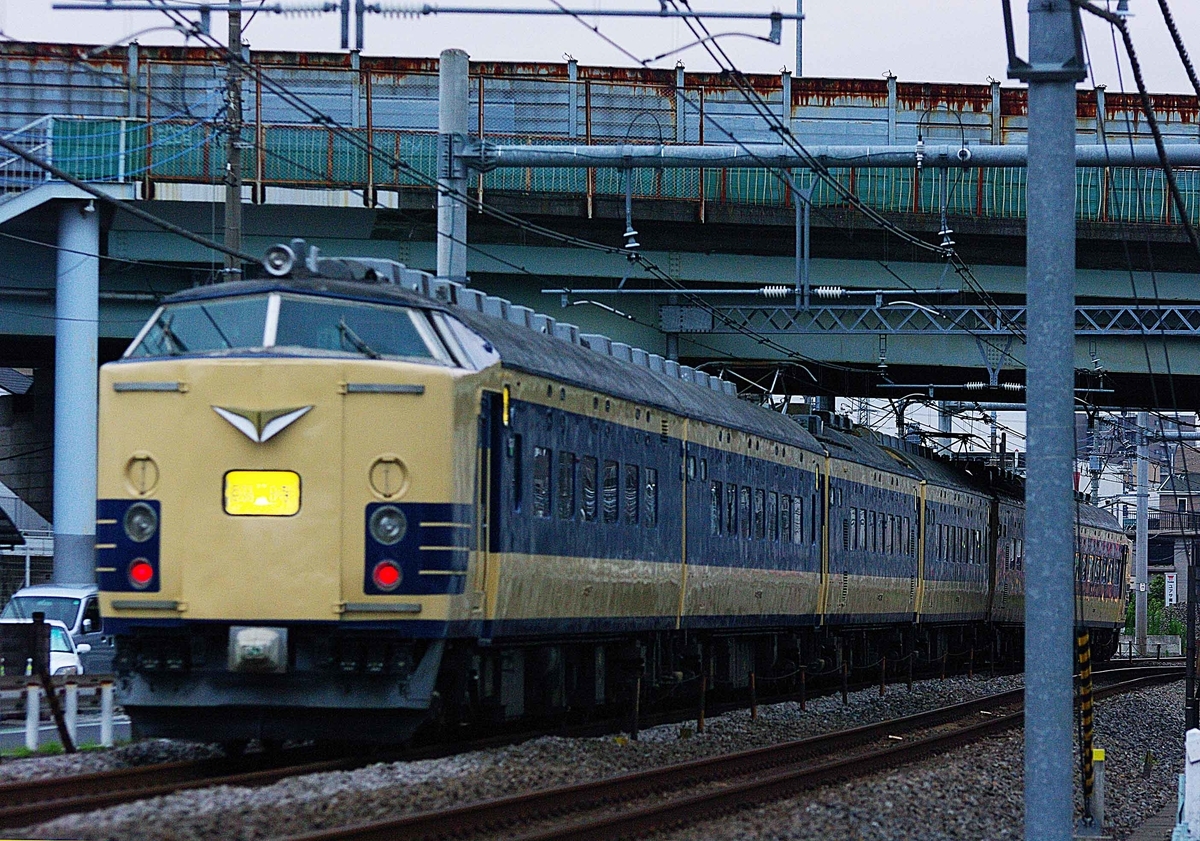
0,748,359,829
0,666,1177,834
277,668,1182,841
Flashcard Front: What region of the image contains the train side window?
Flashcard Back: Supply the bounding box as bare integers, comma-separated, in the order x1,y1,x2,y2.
868,510,877,553
687,456,697,480
811,494,819,545
557,451,576,520
842,516,850,551
858,508,867,552
699,459,707,481
644,469,658,528
780,495,791,543
511,434,523,512
602,461,619,523
726,483,738,536
767,492,778,541
710,482,723,535
739,487,752,539
792,498,804,546
624,464,640,525
901,517,909,556
580,457,598,521
753,490,765,540
532,447,552,519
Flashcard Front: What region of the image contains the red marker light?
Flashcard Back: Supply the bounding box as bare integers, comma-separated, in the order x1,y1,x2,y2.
128,559,154,589
372,560,401,591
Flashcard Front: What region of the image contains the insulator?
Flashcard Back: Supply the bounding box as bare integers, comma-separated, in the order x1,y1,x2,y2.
1000,382,1025,391
814,286,845,299
760,285,791,299
963,382,987,390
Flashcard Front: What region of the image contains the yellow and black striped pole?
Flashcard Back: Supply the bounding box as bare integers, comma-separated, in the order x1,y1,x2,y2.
1077,628,1095,821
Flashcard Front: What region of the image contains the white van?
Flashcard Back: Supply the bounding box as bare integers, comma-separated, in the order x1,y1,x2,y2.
0,584,115,673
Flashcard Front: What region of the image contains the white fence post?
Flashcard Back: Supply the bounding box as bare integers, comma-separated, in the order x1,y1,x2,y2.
64,680,78,745
1186,728,1200,837
100,680,114,747
24,682,40,752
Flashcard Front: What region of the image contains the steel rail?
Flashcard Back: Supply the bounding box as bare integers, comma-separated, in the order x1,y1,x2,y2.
0,749,357,829
278,671,1179,841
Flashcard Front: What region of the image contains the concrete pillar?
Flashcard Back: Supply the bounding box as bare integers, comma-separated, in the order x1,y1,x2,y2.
52,201,99,586
437,48,469,282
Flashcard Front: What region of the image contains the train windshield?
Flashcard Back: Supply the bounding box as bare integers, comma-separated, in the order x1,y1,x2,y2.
273,295,449,362
127,293,454,363
128,296,270,357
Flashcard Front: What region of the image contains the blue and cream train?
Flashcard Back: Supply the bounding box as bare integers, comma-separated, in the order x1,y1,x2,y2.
96,243,1129,743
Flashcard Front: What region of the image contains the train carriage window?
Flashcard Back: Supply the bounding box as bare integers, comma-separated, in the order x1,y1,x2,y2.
532,447,552,519
557,452,576,520
812,494,819,545
902,517,910,556
687,456,697,480
624,464,640,525
699,459,707,481
602,461,620,523
767,492,779,541
727,483,738,536
512,434,523,512
858,508,867,552
580,457,598,521
740,487,752,539
710,482,723,536
868,510,877,553
754,490,766,540
843,516,850,551
885,515,893,554
780,495,791,543
644,469,658,528
793,498,804,546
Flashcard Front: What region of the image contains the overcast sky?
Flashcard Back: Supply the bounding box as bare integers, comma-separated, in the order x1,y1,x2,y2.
2,1,1199,93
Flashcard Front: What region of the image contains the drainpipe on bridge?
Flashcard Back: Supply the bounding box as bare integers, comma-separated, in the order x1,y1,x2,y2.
52,201,99,587
438,48,469,283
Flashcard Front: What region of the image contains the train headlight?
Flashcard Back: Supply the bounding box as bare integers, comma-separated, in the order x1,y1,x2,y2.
372,560,402,592
128,558,155,589
369,505,407,545
123,502,159,543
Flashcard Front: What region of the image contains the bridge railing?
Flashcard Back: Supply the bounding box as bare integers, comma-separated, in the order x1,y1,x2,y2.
0,52,1196,226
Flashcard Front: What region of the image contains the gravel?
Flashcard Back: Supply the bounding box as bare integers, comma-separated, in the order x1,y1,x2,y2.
653,680,1185,841
0,739,223,784
1,674,1181,841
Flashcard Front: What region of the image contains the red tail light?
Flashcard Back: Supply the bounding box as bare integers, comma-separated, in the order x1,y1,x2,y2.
372,560,401,592
128,558,155,589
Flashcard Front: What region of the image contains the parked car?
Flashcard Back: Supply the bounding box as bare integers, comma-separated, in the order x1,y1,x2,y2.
0,617,89,675
1,584,114,673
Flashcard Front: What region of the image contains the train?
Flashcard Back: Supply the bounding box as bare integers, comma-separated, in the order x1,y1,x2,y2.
96,240,1129,744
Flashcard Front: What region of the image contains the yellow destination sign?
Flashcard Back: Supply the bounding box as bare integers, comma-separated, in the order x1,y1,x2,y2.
224,470,301,516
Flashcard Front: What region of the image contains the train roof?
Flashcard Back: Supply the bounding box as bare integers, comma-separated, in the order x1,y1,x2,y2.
877,441,995,498
155,277,825,455
815,426,921,478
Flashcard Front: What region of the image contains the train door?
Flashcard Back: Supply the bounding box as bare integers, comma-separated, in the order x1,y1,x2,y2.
474,392,505,622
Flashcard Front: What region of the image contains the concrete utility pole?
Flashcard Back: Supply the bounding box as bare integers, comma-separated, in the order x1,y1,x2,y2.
1136,410,1150,655
794,0,802,76
52,201,99,586
1016,0,1087,838
437,48,469,282
224,0,243,279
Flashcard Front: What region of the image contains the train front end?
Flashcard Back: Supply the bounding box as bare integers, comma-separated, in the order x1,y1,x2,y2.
98,272,491,743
